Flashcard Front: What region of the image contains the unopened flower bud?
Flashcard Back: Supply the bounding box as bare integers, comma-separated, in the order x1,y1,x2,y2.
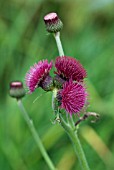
44,12,63,33
9,81,25,99
40,75,54,91
53,75,66,89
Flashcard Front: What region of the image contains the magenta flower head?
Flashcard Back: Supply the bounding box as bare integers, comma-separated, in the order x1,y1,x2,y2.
57,80,87,115
44,12,63,33
55,56,87,82
25,60,53,93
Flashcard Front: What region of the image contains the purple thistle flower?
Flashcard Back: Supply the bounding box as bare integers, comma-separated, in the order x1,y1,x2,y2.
55,56,87,82
25,60,52,93
57,80,87,115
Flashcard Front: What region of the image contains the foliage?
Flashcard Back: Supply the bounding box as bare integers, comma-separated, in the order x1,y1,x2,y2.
0,0,114,170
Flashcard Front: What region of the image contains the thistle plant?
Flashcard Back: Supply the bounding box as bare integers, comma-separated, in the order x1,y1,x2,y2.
9,12,99,170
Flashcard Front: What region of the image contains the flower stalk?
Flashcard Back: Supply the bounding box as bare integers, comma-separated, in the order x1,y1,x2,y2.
17,99,56,170
60,114,90,170
52,91,90,170
54,32,64,56
51,15,90,169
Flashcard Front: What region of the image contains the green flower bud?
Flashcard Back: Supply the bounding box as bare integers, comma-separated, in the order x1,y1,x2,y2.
44,12,63,33
9,81,25,99
40,75,54,91
53,75,66,89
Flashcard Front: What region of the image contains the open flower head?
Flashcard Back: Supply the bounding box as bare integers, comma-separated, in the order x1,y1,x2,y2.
57,80,87,115
25,60,52,93
55,56,87,82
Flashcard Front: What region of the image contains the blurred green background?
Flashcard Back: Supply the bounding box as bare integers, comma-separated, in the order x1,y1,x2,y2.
0,0,114,170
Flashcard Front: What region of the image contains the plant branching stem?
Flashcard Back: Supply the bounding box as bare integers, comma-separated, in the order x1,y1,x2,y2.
60,114,90,170
53,29,90,170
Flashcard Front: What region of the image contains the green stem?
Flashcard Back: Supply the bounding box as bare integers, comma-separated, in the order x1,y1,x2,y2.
53,27,90,170
54,32,64,56
60,114,90,170
17,99,56,170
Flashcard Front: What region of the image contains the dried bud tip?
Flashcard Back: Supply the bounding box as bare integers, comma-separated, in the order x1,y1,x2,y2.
10,81,23,88
44,12,58,24
44,12,63,33
9,81,25,99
